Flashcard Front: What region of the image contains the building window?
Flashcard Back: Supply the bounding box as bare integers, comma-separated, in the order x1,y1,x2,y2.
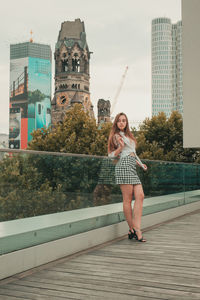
72,53,80,72
62,59,68,72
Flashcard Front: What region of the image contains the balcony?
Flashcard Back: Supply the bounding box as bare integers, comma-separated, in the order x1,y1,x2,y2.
0,149,200,298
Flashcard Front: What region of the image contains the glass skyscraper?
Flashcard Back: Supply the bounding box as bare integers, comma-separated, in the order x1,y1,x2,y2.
9,42,52,149
152,18,182,117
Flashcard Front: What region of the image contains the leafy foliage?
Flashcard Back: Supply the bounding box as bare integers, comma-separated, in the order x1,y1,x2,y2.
28,90,46,103
135,111,200,163
28,104,112,156
0,152,121,221
0,154,78,221
29,107,200,163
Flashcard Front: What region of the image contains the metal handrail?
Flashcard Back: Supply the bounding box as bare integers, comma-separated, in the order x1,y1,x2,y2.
0,148,107,159
0,148,200,165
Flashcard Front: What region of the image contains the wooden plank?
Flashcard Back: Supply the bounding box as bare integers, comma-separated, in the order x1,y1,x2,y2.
0,284,91,300
30,267,200,297
57,260,200,278
0,295,24,300
50,262,199,282
0,286,71,300
31,270,200,294
86,249,200,266
83,252,200,268
74,252,200,269
0,282,149,300
42,266,200,288
70,252,200,267
19,275,200,300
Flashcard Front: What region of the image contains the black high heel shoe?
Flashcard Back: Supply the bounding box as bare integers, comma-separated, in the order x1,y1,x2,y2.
128,229,136,240
133,229,146,242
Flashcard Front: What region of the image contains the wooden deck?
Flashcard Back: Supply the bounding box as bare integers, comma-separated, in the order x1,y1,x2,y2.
0,210,200,300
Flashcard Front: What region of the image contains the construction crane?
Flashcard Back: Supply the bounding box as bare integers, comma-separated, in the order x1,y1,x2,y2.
110,66,128,115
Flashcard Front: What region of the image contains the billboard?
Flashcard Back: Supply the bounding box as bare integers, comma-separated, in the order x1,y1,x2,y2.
9,58,28,149
28,57,51,142
9,54,51,148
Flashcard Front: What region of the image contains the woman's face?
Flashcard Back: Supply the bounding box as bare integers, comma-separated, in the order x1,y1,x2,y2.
117,115,127,131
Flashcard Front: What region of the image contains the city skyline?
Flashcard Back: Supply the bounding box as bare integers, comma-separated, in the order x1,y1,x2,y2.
0,0,181,134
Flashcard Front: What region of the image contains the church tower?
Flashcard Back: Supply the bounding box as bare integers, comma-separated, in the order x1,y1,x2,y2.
51,19,94,123
97,99,111,125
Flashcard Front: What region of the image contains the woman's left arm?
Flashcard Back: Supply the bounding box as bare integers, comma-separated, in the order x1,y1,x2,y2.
136,155,147,171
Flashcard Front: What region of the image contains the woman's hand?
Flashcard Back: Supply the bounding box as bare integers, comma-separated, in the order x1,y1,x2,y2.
118,137,125,149
112,135,125,157
143,164,148,171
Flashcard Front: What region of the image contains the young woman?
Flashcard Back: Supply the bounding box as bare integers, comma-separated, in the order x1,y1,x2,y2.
108,112,147,242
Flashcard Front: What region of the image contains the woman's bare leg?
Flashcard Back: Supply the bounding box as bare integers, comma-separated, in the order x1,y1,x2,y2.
131,187,135,228
132,184,145,240
120,184,134,231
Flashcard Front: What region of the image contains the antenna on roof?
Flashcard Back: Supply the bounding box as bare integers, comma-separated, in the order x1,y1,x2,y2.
30,30,33,43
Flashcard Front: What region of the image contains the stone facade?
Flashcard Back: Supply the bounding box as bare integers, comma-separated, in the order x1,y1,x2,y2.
97,99,111,124
52,19,94,124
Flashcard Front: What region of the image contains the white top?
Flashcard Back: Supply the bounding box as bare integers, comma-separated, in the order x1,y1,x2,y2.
108,131,146,170
108,131,136,158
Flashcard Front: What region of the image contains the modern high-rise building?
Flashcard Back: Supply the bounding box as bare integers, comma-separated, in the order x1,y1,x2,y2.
9,42,51,149
151,18,182,117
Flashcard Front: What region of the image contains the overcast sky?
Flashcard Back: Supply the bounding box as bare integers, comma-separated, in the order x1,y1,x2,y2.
0,0,181,134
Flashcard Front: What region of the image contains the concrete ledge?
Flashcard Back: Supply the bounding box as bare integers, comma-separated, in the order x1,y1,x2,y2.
0,190,200,280
0,203,125,255
0,190,200,256
142,199,200,228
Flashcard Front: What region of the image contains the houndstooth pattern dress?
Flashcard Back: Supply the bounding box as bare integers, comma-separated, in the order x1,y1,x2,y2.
115,155,141,185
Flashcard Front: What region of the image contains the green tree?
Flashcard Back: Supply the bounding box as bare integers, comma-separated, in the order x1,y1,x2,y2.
28,104,112,156
0,154,68,221
135,111,200,163
28,90,47,103
0,152,108,221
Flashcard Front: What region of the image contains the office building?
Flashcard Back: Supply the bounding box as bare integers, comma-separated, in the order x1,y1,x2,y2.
152,18,182,117
9,41,51,149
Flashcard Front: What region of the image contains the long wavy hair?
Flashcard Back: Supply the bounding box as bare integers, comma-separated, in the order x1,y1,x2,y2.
108,112,137,154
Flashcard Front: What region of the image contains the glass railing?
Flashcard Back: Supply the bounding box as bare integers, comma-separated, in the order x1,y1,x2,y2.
0,149,200,222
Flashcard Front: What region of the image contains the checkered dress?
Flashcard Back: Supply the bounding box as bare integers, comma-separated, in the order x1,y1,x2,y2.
115,155,141,185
